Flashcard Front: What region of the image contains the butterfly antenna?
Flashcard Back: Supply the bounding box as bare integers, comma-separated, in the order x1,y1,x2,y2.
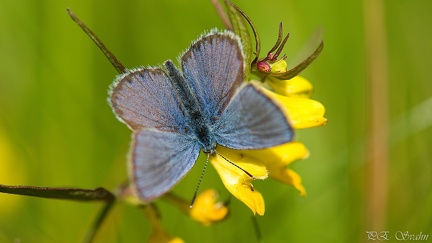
214,150,256,179
190,153,210,208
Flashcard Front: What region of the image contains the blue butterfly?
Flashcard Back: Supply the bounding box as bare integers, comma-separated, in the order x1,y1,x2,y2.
109,30,293,202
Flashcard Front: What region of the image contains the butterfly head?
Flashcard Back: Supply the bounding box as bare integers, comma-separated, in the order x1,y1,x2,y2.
201,141,217,155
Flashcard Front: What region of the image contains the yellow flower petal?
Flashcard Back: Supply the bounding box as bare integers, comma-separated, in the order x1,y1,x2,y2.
272,168,306,196
266,60,313,97
242,142,308,195
267,76,314,98
161,189,228,226
242,142,309,168
190,189,229,226
261,88,327,129
269,59,288,73
211,146,267,215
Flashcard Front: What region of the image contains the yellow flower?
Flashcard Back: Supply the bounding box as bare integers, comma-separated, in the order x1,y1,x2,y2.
189,189,229,226
267,75,313,98
262,88,327,129
251,61,328,130
210,58,326,214
268,58,288,74
161,189,229,226
211,142,309,215
242,142,309,196
210,146,267,215
265,59,314,98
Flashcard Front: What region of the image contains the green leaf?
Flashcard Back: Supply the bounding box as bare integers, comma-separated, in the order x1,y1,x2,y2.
224,1,255,79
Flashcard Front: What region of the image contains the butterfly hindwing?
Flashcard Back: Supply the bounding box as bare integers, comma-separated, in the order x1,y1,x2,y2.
131,128,201,201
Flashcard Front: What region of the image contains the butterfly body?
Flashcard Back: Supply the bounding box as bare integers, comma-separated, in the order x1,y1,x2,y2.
164,60,216,154
109,30,293,202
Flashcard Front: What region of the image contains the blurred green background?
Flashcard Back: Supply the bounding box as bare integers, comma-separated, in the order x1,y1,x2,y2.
1,0,431,242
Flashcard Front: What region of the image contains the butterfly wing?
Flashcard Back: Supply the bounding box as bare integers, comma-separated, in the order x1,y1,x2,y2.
110,68,198,201
214,84,294,149
110,68,185,131
130,128,201,202
181,30,244,119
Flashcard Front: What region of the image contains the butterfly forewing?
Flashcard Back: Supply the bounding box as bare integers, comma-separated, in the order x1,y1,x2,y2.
110,68,185,131
181,30,245,119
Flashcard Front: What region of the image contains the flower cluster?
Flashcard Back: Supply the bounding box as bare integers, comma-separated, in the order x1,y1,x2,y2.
210,58,326,215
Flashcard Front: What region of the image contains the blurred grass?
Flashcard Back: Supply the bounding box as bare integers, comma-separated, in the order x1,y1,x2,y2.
1,0,431,242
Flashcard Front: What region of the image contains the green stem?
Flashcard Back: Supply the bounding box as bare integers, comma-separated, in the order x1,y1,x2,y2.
67,8,126,74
